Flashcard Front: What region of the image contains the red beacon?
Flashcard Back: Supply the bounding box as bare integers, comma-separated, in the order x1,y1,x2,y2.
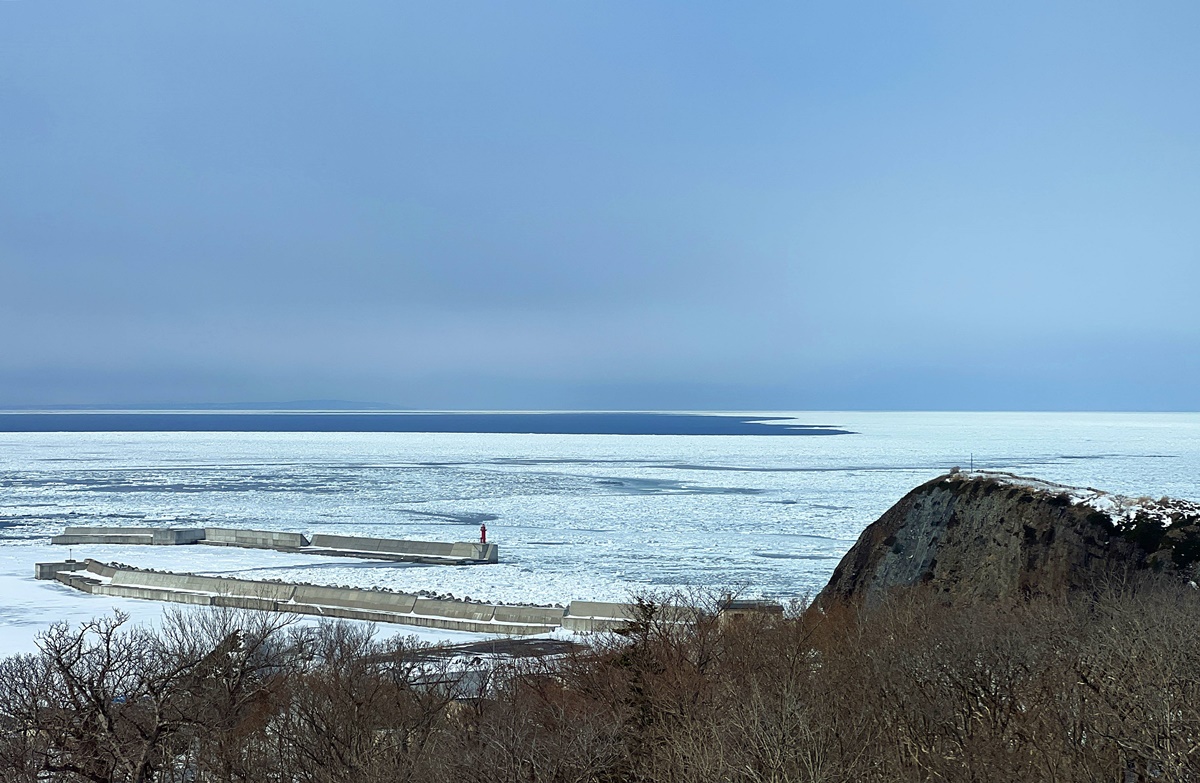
480,523,487,544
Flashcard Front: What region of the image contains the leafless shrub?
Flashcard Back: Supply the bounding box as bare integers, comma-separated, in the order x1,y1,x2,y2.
3,580,1199,782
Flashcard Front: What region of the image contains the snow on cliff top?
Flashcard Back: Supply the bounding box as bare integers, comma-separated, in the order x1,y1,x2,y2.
951,470,1200,530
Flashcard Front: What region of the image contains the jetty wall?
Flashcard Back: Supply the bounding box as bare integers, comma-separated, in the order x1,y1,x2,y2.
53,526,207,546
562,600,638,633
201,527,309,550
308,533,498,563
35,560,564,636
34,559,765,636
50,526,495,563
35,560,90,580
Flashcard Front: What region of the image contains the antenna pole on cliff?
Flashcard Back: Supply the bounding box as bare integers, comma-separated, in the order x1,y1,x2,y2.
970,454,974,471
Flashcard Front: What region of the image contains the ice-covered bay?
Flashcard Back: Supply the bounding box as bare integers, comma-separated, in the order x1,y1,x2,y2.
2,411,1198,655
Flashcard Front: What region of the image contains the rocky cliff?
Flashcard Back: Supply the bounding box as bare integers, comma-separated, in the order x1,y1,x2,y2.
819,471,1200,605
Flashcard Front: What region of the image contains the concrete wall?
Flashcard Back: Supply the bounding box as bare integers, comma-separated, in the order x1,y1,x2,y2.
151,528,206,545
84,559,118,578
201,528,309,550
54,572,98,594
35,560,89,580
414,598,495,623
281,603,554,635
378,613,551,636
565,601,637,620
52,525,306,550
53,532,155,545
494,605,567,626
91,563,544,632
38,560,620,636
95,584,214,606
111,569,298,601
560,601,700,631
53,526,203,546
50,525,496,565
309,533,451,556
62,526,159,536
562,601,638,633
291,584,417,613
309,534,498,563
213,595,279,611
449,542,499,563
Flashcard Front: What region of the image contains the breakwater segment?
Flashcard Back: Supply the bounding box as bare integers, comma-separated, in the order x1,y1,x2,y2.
201,528,309,550
307,533,498,564
33,559,737,635
50,525,497,565
36,559,561,635
51,526,207,546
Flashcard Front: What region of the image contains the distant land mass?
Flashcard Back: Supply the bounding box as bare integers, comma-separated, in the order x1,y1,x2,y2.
0,400,400,411
0,411,851,436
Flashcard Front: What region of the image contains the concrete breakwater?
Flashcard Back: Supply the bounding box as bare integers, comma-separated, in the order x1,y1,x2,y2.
305,533,497,564
51,526,208,546
51,526,498,565
199,528,309,550
35,559,639,635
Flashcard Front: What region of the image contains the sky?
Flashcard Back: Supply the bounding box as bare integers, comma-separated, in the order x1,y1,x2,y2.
1,2,1197,411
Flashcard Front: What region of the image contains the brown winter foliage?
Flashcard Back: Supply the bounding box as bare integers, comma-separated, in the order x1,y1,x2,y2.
2,578,1198,783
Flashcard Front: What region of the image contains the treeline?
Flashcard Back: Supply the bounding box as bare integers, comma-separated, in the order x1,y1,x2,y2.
2,579,1198,782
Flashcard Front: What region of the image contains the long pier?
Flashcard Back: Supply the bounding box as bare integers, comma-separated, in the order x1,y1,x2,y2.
51,526,498,565
36,559,647,635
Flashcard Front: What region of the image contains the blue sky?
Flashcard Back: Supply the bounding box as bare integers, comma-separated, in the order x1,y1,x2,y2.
2,2,1197,410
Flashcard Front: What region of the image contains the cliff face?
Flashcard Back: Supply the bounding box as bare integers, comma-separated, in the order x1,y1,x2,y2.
819,471,1200,605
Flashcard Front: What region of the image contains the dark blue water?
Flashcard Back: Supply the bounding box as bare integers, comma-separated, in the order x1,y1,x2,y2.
0,412,852,436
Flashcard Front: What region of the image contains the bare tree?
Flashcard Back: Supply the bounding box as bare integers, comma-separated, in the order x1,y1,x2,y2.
4,580,1200,783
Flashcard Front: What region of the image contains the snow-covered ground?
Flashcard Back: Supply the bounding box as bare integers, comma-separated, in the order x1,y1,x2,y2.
960,470,1200,530
3,412,1200,656
0,544,490,657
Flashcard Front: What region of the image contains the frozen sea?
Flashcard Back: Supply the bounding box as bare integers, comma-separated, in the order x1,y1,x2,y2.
2,411,1198,655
